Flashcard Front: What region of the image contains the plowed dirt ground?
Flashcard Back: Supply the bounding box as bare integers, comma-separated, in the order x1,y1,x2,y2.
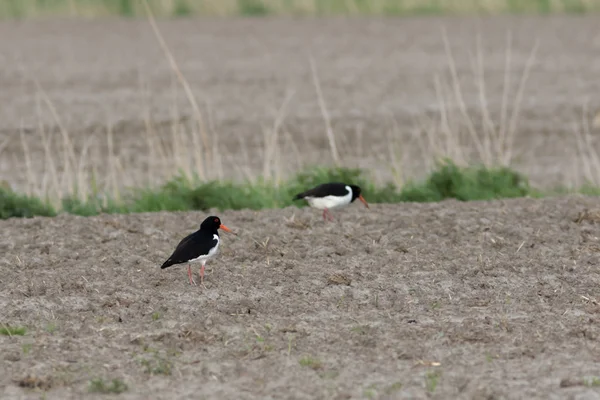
2,196,600,399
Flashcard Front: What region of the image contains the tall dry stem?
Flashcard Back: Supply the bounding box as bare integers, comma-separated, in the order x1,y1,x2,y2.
503,38,538,166
309,56,340,166
141,0,210,180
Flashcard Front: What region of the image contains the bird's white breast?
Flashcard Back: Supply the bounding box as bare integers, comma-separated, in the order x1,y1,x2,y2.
306,186,352,210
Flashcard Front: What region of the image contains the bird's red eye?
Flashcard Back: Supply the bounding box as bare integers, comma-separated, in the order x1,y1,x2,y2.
214,218,219,223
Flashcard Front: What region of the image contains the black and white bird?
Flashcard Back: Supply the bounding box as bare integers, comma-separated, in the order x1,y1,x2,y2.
293,182,369,221
160,216,236,287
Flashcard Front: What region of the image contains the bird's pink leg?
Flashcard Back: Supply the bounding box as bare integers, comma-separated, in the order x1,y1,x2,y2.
187,264,197,286
199,262,207,289
323,208,334,222
323,208,335,222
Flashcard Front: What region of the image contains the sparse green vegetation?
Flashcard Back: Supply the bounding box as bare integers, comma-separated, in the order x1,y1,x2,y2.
138,352,173,375
363,383,378,399
585,376,600,387
0,325,27,336
425,370,441,393
22,343,33,354
385,381,403,394
151,312,161,321
88,378,129,394
3,160,600,221
0,161,561,220
0,187,56,219
0,0,598,19
45,322,58,334
299,355,323,370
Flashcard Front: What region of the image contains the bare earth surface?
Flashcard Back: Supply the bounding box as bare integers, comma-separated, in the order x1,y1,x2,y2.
2,196,600,399
1,16,600,193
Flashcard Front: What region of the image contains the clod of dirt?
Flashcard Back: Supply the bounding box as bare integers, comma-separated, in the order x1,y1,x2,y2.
327,273,351,286
560,377,585,388
4,352,20,362
285,216,311,230
16,375,53,390
574,209,600,224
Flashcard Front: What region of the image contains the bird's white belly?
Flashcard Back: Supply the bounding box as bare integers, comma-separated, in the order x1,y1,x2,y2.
306,192,352,210
189,234,219,263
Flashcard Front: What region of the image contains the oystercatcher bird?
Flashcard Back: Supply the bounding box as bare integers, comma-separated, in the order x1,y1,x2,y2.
160,216,236,286
293,182,369,221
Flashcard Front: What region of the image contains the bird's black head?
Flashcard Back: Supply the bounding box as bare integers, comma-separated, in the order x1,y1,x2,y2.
349,185,369,208
200,216,235,234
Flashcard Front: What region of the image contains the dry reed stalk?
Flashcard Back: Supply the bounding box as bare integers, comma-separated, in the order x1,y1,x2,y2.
19,121,36,197
105,118,121,202
426,29,538,170
309,56,340,166
141,0,210,181
263,90,295,182
385,116,405,187
204,99,223,181
32,78,79,196
35,95,60,205
75,130,94,201
441,28,485,164
503,38,538,166
574,101,600,186
498,30,512,161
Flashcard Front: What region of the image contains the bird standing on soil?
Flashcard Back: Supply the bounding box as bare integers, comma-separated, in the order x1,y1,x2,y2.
293,182,369,221
160,216,236,287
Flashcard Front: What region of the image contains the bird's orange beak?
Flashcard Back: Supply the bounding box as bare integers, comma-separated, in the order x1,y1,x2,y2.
220,224,236,235
359,195,369,209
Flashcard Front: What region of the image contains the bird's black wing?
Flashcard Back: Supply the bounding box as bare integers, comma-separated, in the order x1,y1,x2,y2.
160,231,218,269
293,182,348,200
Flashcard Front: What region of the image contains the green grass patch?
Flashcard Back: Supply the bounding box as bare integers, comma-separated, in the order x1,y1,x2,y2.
399,159,530,202
2,160,597,220
22,343,33,354
0,325,27,336
425,370,442,393
88,378,128,394
299,355,323,370
0,187,56,219
139,352,173,375
238,0,270,16
585,376,600,387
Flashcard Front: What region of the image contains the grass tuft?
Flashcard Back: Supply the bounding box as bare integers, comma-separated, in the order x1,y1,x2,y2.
398,159,530,202
0,187,56,219
138,352,173,375
88,378,129,394
299,355,323,370
0,325,27,336
237,0,270,16
0,163,539,220
425,370,442,393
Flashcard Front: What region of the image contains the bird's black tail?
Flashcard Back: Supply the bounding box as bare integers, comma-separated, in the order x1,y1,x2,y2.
293,192,305,201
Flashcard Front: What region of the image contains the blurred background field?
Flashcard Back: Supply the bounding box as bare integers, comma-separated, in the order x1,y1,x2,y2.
2,0,600,19
0,0,599,217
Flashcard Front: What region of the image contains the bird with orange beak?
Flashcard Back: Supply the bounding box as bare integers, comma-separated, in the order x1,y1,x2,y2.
293,182,369,221
160,216,236,286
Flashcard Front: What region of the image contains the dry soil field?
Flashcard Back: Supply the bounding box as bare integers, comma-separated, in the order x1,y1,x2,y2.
2,196,600,399
0,16,600,195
